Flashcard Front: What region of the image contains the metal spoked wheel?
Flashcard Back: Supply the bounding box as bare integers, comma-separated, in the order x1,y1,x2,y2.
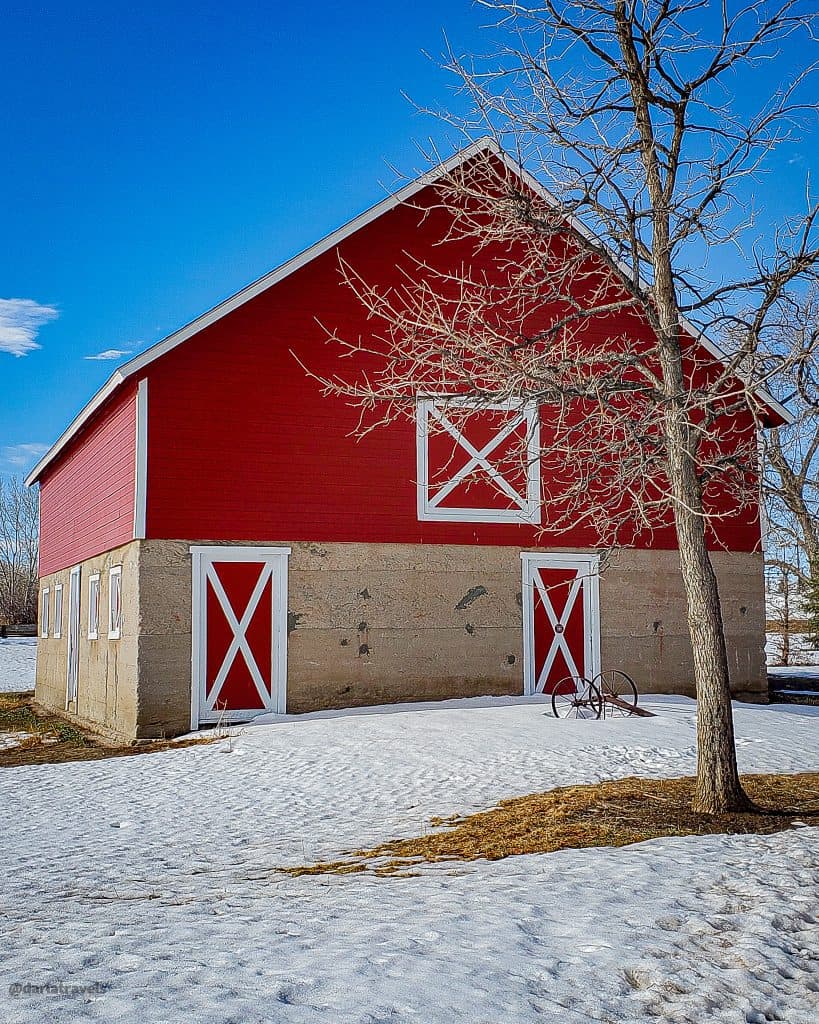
593,670,638,718
551,675,602,719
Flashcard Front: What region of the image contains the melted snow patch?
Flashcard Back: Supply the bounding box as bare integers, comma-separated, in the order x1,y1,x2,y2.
0,730,34,751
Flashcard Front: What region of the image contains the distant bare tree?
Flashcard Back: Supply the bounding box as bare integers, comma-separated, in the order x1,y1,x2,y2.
317,2,819,812
0,476,39,625
762,289,819,664
764,549,797,666
763,290,819,585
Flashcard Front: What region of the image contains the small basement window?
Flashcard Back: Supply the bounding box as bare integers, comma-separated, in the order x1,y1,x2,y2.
53,583,63,639
40,588,50,638
87,573,100,640
108,565,122,640
416,397,541,524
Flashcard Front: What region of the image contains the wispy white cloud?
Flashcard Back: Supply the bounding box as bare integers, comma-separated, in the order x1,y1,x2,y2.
0,442,49,471
0,298,58,357
84,348,133,361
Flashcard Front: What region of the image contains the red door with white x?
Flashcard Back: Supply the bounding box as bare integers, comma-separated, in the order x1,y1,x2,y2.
522,553,600,695
192,546,290,726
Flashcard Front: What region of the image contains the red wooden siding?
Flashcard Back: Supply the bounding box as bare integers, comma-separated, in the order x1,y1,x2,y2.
38,382,137,576
141,185,761,553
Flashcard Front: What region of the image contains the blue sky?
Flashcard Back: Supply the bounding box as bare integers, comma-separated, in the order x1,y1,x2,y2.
0,2,486,474
1,2,816,477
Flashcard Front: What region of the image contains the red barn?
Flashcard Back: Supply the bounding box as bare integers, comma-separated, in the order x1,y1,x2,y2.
28,139,785,739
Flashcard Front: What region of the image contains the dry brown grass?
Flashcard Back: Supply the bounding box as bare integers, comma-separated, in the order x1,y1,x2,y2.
0,692,214,766
282,773,819,877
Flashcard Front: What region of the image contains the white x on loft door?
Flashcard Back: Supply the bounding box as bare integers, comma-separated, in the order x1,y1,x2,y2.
521,553,601,695
191,546,290,727
417,398,541,523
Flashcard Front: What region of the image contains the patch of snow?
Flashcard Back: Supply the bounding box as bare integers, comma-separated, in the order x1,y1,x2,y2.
0,730,34,751
769,664,819,680
0,636,37,692
766,591,809,618
1,695,817,1023
766,631,819,667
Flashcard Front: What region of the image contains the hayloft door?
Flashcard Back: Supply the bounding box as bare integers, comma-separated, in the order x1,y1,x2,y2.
521,553,600,695
191,546,290,728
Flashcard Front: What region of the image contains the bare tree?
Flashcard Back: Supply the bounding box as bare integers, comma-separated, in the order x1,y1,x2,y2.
0,476,40,625
316,2,819,812
764,546,798,666
761,290,819,663
763,290,819,580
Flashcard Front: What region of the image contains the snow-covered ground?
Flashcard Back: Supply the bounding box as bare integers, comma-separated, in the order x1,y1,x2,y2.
766,590,809,618
768,663,819,698
0,636,37,692
766,631,819,667
769,665,819,680
1,694,818,1023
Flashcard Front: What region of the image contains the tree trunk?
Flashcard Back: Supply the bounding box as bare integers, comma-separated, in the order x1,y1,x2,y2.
673,497,754,812
614,0,754,811
651,327,754,812
654,327,754,812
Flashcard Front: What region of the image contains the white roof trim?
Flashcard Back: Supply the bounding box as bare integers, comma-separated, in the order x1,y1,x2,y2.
27,136,791,485
26,369,127,486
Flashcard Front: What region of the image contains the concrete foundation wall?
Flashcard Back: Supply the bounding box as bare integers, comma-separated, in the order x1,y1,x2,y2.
35,540,141,741
35,539,768,740
135,540,767,738
598,549,767,701
136,540,196,736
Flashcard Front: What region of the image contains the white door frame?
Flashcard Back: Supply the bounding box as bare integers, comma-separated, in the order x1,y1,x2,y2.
65,564,82,708
190,545,290,729
521,552,601,695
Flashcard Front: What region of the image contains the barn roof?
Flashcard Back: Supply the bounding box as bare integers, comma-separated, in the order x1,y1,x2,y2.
26,137,792,486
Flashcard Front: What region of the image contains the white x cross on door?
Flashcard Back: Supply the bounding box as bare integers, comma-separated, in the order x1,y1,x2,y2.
521,553,600,695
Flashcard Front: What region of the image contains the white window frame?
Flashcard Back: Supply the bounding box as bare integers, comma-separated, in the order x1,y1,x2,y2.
108,565,123,640
53,583,63,639
40,587,50,638
416,396,541,524
87,572,101,640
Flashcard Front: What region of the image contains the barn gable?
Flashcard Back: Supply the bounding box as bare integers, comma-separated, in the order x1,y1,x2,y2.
27,136,790,492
